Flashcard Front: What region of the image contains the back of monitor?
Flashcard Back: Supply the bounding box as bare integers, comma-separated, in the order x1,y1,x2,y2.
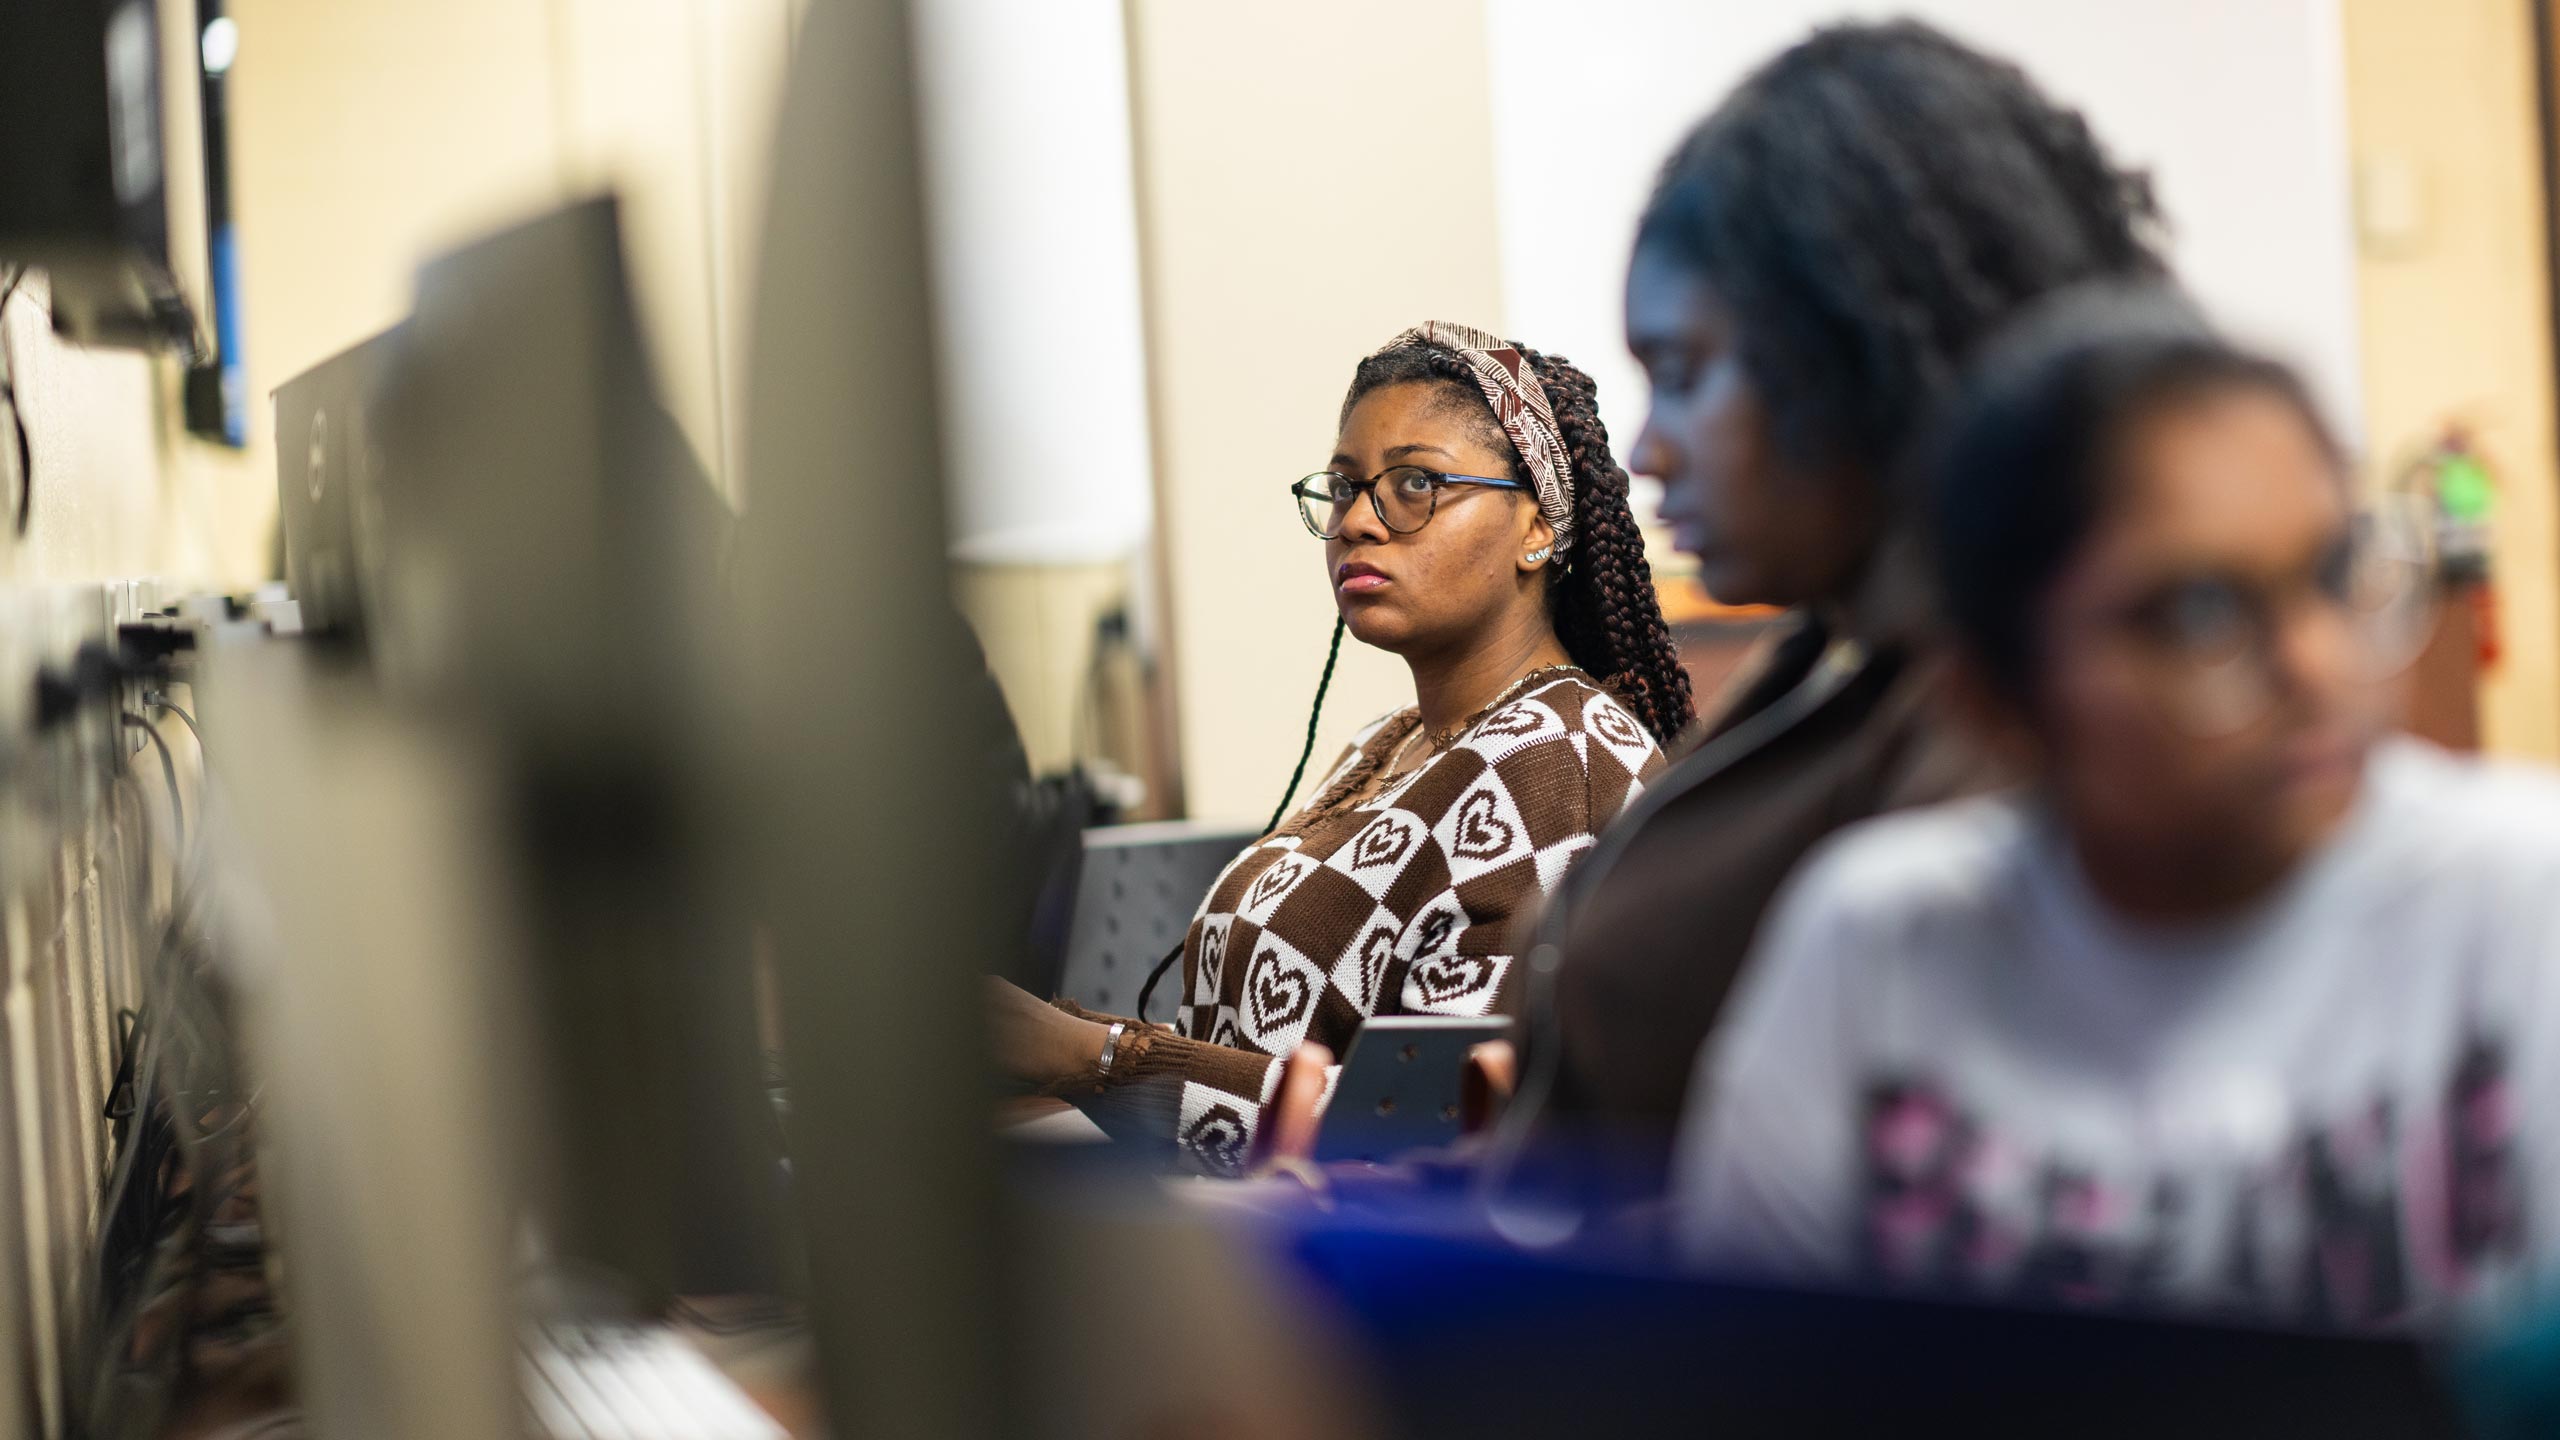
1056,822,1256,1021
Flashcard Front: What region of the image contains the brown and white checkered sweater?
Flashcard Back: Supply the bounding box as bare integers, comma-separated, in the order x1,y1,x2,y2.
1078,671,1663,1175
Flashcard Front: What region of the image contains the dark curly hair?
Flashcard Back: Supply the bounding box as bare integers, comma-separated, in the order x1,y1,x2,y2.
1339,339,1697,746
1635,18,2167,490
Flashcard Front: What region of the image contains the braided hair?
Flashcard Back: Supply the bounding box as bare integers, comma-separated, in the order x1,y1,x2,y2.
1339,340,1696,746
1636,18,2167,491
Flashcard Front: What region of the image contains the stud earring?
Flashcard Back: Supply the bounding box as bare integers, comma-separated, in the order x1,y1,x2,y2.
1525,547,1551,564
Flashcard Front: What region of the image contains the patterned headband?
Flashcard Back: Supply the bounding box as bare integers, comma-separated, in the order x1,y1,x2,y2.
1379,320,1577,555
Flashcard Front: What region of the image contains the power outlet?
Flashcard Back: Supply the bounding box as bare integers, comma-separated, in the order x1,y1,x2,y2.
0,582,126,895
105,579,151,755
0,576,172,839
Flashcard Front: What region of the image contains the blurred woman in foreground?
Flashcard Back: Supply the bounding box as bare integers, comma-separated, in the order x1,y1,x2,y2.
1488,19,2168,1206
1678,287,2560,1330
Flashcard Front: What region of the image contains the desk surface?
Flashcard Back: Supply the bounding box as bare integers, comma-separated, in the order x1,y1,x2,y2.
165,1097,1098,1437
165,1305,824,1439
674,1304,824,1439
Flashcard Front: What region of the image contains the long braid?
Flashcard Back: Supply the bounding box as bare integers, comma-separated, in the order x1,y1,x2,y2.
1136,613,1344,1023
1264,615,1346,835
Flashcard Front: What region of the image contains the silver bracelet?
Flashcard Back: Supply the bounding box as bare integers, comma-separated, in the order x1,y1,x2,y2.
1096,1021,1128,1076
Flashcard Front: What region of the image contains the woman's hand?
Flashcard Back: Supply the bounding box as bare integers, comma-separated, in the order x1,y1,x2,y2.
1463,1039,1517,1132
984,977,1110,1088
1254,1044,1337,1167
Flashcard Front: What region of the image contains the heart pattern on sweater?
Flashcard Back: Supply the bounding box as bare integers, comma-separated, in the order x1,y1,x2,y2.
1408,953,1496,1008
1195,925,1227,1000
1448,790,1515,862
1414,907,1459,958
1588,699,1645,750
1352,925,1397,1009
1181,1103,1250,1176
1476,701,1545,739
1350,815,1415,871
1246,856,1307,912
1248,947,1313,1034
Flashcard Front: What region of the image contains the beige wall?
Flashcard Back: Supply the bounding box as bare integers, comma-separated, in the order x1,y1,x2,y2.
227,0,797,521
954,560,1130,776
1125,0,1511,824
2342,0,2560,757
4,0,794,596
0,294,220,585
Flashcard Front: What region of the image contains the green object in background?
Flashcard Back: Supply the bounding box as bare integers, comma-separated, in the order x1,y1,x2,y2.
2438,451,2496,522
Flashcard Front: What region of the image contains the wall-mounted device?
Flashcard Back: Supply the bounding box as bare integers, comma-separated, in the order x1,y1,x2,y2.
0,0,207,353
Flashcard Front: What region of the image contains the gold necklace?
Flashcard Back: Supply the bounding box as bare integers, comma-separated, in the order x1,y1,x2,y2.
1291,662,1586,831
1388,661,1581,775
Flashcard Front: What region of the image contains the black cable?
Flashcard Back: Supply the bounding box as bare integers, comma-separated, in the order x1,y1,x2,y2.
1131,940,1184,1027
2,264,47,319
123,713,184,854
0,266,31,537
86,887,235,1435
1134,614,1348,1024
81,702,235,1438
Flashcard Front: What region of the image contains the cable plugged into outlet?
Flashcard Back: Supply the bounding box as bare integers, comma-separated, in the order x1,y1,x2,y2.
31,622,198,736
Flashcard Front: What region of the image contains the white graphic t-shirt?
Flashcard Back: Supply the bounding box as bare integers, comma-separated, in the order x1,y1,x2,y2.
1676,739,2560,1331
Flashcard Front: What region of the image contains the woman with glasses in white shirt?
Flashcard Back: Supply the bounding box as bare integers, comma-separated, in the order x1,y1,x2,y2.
1677,286,2560,1332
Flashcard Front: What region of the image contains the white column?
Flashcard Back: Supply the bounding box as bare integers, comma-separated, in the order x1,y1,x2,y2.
910,0,1154,567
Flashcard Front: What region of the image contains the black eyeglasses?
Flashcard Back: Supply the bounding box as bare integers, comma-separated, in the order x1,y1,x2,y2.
1291,466,1533,539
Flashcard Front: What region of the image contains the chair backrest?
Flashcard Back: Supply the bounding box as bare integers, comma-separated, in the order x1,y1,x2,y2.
1055,821,1258,1022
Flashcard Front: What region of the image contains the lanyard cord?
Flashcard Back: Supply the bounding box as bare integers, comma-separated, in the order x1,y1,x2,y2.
1134,616,1347,1023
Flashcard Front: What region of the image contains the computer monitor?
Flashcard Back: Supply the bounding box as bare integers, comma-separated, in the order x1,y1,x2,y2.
211,197,789,1439
727,0,1017,1431
270,326,399,643
1054,821,1258,1020
363,196,783,1302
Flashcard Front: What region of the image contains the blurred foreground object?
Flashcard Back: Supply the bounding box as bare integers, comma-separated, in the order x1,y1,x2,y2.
211,193,786,1435
1284,1222,2463,1438
205,642,527,1440
728,0,1012,1432
373,197,782,1300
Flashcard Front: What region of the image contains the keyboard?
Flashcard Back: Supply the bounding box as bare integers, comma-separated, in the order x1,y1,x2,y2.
522,1321,789,1439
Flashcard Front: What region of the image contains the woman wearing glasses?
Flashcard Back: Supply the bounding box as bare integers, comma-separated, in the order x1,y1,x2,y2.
1677,287,2560,1328
988,322,1690,1174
